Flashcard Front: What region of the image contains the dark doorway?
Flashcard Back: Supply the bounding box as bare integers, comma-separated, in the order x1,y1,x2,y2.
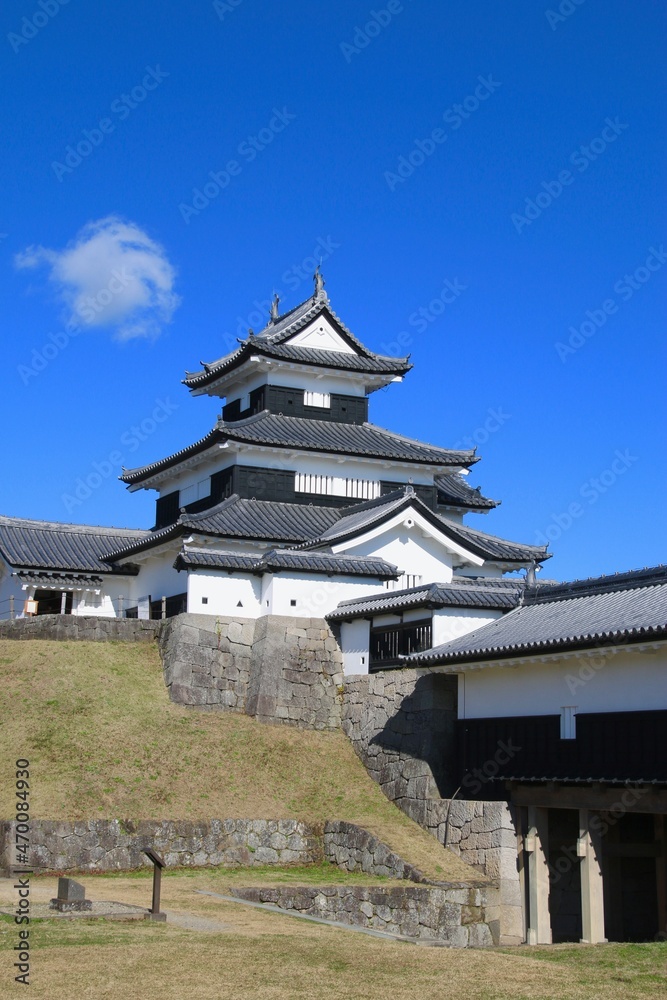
603,812,660,942
548,808,582,943
34,590,72,615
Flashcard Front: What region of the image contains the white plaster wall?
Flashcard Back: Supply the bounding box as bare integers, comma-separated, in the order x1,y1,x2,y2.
432,608,504,646
340,618,371,675
458,645,667,719
72,576,135,618
186,570,262,617
226,368,368,400
0,558,22,620
339,522,456,585
268,573,386,618
155,442,437,497
125,548,186,609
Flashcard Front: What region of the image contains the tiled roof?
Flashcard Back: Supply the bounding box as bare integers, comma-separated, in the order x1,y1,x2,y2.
103,495,340,562
435,474,499,511
326,577,525,621
0,515,147,574
301,489,548,565
434,515,549,564
120,411,477,485
104,491,548,570
175,546,398,578
15,571,105,590
406,566,667,666
183,294,411,388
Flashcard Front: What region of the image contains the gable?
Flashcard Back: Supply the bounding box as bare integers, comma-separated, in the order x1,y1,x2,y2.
284,315,357,355
329,504,485,575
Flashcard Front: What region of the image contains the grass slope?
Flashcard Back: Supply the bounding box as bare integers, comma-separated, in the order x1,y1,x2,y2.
0,640,475,881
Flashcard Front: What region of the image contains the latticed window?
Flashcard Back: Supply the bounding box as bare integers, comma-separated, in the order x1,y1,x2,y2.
369,618,432,670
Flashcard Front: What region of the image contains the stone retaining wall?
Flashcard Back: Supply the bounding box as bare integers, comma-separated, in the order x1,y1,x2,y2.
231,883,497,945
341,669,458,804
341,669,523,944
0,615,160,643
159,613,343,730
0,819,320,874
323,821,426,882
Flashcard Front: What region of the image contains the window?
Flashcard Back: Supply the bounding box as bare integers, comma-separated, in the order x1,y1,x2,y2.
385,573,423,591
344,478,381,500
180,477,211,506
295,473,335,495
304,390,331,408
202,597,208,605
294,473,380,499
560,706,577,739
369,618,432,670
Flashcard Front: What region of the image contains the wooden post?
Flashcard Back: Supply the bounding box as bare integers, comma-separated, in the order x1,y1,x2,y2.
143,848,166,922
578,809,606,944
161,596,166,620
60,592,67,615
656,815,666,941
526,806,552,944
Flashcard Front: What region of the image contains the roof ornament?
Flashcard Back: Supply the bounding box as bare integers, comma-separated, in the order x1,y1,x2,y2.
269,293,280,323
313,265,326,300
247,328,255,338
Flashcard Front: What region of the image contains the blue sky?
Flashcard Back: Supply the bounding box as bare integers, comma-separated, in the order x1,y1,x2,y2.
1,0,665,582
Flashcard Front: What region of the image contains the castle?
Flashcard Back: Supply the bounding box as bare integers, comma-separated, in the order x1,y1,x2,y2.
0,271,547,673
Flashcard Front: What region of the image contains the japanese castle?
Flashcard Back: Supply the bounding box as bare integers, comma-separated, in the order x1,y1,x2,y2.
0,272,549,669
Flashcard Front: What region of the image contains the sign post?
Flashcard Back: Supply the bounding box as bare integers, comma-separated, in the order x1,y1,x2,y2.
143,848,167,921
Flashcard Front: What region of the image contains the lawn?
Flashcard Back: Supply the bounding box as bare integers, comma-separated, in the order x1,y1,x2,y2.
0,870,665,1000
0,639,475,881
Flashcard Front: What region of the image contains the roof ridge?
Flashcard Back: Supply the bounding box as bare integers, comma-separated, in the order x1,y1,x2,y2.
0,514,147,536
361,421,477,462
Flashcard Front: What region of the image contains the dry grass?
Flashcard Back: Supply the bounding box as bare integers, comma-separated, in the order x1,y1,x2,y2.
1,873,666,999
0,640,475,881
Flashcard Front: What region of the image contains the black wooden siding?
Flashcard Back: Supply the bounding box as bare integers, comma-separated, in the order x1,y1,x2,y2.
457,709,667,789
222,384,368,425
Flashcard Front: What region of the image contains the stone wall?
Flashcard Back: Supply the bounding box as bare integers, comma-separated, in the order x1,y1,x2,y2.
231,883,496,946
0,615,160,643
341,668,459,803
0,819,320,874
323,821,425,882
158,613,343,730
340,668,523,944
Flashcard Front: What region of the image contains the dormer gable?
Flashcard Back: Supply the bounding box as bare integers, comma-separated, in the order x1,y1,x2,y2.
282,314,357,355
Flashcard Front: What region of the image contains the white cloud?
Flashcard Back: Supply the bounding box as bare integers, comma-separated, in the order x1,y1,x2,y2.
15,216,180,340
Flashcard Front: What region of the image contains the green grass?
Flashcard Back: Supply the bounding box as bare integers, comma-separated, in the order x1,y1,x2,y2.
0,639,477,881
